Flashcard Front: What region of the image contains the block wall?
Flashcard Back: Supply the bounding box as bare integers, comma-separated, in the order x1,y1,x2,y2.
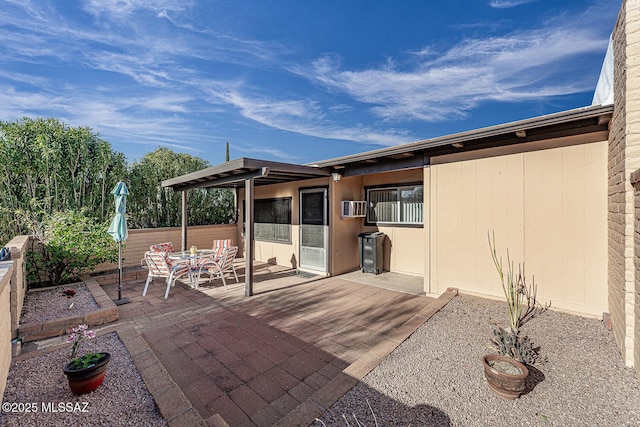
93,223,238,272
632,169,640,374
0,262,14,402
5,236,31,339
609,0,640,370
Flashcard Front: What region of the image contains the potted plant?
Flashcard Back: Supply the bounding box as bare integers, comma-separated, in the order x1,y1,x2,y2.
483,232,548,399
63,324,110,395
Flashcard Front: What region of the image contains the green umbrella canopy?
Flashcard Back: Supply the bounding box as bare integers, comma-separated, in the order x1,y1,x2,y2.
107,181,129,242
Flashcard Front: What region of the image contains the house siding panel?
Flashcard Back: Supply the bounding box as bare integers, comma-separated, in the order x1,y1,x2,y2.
430,141,608,316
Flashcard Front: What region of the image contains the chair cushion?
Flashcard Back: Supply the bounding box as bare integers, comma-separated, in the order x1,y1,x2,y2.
150,242,174,253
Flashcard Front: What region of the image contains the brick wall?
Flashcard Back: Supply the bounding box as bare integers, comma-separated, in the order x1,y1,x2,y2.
629,0,640,375
609,2,628,365
632,169,640,374
609,0,640,370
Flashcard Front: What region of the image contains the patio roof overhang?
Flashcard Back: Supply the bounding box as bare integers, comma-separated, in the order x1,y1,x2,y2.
161,157,332,191
161,158,331,298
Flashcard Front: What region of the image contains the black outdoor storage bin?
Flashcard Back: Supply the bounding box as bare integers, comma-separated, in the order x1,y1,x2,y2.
358,232,385,274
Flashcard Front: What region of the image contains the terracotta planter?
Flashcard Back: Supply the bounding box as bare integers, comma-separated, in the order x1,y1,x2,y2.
482,354,529,399
63,352,111,395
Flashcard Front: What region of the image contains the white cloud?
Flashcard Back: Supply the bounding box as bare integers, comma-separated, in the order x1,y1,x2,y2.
220,90,413,146
81,0,191,19
295,6,611,123
233,144,300,163
489,0,537,9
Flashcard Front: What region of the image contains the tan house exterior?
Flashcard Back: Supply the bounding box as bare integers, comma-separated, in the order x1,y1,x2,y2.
231,124,608,320
163,0,640,375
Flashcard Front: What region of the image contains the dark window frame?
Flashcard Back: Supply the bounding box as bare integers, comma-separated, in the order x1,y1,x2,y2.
248,197,292,243
364,182,424,228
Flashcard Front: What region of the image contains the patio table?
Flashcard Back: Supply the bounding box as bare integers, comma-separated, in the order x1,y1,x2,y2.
168,250,217,287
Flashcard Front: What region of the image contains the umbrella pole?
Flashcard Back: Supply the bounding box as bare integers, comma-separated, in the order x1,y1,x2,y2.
118,242,122,299
114,241,131,305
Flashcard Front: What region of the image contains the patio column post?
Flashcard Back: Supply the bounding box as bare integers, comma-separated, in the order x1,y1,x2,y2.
181,190,187,251
244,178,254,296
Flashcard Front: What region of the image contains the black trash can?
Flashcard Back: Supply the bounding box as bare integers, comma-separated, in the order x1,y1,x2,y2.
358,232,385,274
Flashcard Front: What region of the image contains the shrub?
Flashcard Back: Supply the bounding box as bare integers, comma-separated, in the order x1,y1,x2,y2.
26,210,118,287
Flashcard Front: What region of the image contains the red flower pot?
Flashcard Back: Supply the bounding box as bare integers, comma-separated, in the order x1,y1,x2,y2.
63,352,111,395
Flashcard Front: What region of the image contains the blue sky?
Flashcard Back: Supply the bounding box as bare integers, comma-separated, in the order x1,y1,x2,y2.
0,0,620,166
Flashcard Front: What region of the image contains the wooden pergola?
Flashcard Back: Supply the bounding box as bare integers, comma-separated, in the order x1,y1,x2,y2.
161,158,331,297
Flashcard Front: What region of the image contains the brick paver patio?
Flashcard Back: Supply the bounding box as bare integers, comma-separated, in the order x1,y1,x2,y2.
102,263,442,426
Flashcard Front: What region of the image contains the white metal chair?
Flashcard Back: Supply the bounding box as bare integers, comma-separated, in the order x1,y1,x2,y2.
221,246,239,283
196,246,239,289
141,251,191,299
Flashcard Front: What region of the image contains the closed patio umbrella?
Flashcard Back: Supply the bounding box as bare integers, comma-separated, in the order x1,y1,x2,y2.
107,181,131,305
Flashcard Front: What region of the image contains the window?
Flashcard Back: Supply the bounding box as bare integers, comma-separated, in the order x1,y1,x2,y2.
366,184,423,225
254,198,291,242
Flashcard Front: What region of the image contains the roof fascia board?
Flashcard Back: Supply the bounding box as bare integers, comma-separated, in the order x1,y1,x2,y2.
162,158,249,188
312,104,613,168
162,157,331,189
169,167,270,191
341,154,429,177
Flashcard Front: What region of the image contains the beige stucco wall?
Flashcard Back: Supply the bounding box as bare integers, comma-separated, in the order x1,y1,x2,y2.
331,175,365,275
239,169,426,277
429,140,608,316
239,177,330,270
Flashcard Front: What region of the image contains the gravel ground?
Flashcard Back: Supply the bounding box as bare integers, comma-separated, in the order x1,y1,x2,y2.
20,283,99,324
316,294,640,427
0,332,167,427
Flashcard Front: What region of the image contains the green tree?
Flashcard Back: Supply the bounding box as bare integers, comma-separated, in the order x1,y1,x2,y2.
0,118,235,246
127,147,235,228
0,118,126,243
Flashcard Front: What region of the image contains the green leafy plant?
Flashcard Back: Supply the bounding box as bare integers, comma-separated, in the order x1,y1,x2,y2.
25,209,118,287
69,352,105,370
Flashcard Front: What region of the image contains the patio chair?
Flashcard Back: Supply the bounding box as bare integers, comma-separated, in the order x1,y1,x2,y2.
220,245,239,283
212,239,233,257
195,253,225,289
196,246,239,289
150,242,174,253
141,251,191,299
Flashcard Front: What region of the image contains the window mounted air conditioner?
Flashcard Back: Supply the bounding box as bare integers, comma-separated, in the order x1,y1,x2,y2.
341,201,367,218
